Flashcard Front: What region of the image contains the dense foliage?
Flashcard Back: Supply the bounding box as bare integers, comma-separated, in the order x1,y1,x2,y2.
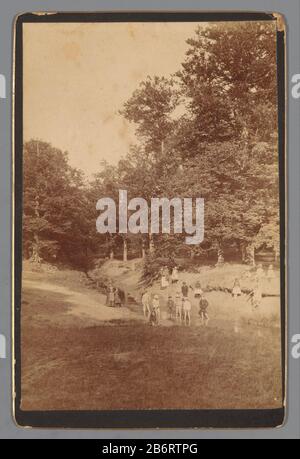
23,22,280,269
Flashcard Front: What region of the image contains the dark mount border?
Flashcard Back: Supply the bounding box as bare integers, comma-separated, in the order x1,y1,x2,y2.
16,11,276,23
13,11,286,429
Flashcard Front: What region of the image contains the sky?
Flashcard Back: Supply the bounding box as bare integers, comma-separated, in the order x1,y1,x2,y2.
23,22,201,177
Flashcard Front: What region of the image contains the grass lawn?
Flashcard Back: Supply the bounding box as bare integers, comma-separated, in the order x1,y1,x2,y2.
20,275,283,411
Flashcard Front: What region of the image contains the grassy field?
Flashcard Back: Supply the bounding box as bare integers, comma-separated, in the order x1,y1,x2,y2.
20,267,283,411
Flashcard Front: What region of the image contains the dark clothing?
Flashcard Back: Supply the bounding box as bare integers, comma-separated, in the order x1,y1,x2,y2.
199,298,209,312
181,285,189,298
114,291,122,307
149,310,158,326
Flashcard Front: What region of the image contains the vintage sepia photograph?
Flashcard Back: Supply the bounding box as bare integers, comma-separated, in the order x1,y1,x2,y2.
14,13,285,428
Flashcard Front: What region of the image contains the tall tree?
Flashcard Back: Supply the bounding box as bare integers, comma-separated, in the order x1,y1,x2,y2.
23,140,94,269
177,22,277,143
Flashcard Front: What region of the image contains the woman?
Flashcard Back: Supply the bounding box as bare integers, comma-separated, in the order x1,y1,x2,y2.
150,295,161,325
114,289,122,308
141,291,151,317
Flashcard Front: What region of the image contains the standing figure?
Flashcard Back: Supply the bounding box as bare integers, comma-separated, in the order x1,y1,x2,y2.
151,294,161,325
149,308,157,326
194,280,203,298
181,281,190,299
232,278,242,299
108,285,115,307
199,295,209,326
183,297,192,326
171,267,179,284
114,289,122,308
163,266,169,277
175,292,182,322
217,253,225,266
141,291,151,317
167,296,175,320
252,286,262,309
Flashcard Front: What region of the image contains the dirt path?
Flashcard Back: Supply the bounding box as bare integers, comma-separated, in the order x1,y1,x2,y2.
23,279,143,324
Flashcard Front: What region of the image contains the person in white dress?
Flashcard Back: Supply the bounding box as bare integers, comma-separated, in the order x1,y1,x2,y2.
171,267,179,284
194,280,203,298
232,278,242,299
152,295,161,323
141,291,151,317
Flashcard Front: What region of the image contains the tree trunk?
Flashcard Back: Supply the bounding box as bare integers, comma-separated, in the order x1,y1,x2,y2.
30,194,41,263
246,244,256,266
123,238,128,262
30,233,41,263
216,240,224,264
240,242,247,263
149,233,155,254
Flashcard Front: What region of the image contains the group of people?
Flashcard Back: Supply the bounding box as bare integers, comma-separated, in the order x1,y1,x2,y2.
232,264,276,308
160,266,179,289
105,263,276,323
142,279,209,327
106,284,123,308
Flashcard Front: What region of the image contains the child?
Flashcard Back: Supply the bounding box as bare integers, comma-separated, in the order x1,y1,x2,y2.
194,280,203,298
247,284,262,310
149,308,157,326
252,286,262,309
175,292,182,321
183,297,192,326
141,291,151,317
216,253,224,266
171,267,179,284
232,278,242,299
108,285,115,307
167,296,175,320
199,295,209,326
